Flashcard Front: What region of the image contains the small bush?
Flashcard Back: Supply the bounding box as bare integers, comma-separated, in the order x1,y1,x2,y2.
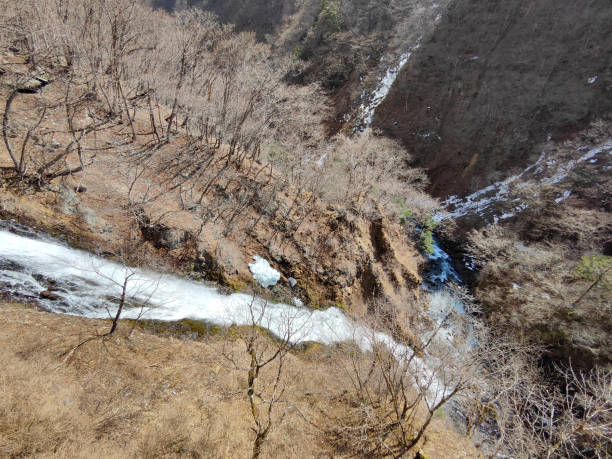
418,215,437,255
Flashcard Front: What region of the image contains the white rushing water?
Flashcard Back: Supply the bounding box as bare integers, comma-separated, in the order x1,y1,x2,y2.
355,51,414,131
0,228,354,345
0,225,464,400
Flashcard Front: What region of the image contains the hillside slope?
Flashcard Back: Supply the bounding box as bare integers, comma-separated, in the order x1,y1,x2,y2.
374,0,612,198
0,302,478,457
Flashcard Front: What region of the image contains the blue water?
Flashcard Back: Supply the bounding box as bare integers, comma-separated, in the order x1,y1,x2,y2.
423,237,462,289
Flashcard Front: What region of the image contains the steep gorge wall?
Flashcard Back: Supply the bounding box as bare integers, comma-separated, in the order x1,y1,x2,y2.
374,0,612,198
149,0,300,40
149,0,443,130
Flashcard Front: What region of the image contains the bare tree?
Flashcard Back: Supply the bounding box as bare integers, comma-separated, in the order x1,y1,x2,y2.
58,228,161,362
92,245,160,337
548,365,611,458
326,303,476,457
315,129,437,219
464,333,612,458
221,298,310,459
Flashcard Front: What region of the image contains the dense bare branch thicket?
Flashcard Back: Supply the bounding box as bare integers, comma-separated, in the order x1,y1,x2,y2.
324,295,478,457
463,332,612,458
466,207,610,369
1,0,435,245
315,129,437,218
461,122,611,375
0,0,156,180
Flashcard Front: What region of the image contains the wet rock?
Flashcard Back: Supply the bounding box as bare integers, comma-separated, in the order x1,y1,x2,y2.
195,247,223,281
40,290,59,300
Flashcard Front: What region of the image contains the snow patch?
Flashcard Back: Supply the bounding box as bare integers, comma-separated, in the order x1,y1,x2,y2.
355,50,414,130
437,143,611,224
248,255,280,288
555,190,571,204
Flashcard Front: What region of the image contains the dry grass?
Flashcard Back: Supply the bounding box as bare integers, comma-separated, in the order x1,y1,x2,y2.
0,302,478,458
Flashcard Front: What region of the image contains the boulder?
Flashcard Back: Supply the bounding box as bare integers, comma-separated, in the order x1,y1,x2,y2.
140,223,189,250
57,184,102,227
17,76,49,93
39,290,59,300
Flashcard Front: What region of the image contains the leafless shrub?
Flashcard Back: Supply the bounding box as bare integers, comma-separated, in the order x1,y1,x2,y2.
464,331,611,458
221,298,311,459
317,128,437,219
325,299,476,457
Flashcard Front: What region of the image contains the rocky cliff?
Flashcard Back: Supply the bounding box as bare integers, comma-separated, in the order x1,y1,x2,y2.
374,0,612,198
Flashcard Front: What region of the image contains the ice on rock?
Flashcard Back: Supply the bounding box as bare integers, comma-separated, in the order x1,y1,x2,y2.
437,143,611,224
356,51,413,130
249,255,280,288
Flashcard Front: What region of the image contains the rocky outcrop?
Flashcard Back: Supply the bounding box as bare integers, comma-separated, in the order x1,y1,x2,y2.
55,184,109,231
124,200,421,313
375,0,612,198
39,290,59,300
140,222,189,251
17,75,49,94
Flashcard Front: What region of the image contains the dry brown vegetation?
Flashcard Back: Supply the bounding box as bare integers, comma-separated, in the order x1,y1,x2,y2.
460,124,612,458
1,1,609,458
466,124,612,370
460,329,612,459
0,301,479,458
0,0,433,312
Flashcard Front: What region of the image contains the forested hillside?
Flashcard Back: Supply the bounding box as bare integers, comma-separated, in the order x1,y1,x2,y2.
0,1,610,458
375,0,612,198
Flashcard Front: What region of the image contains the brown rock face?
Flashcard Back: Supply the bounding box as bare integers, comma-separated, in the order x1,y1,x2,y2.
374,0,612,198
